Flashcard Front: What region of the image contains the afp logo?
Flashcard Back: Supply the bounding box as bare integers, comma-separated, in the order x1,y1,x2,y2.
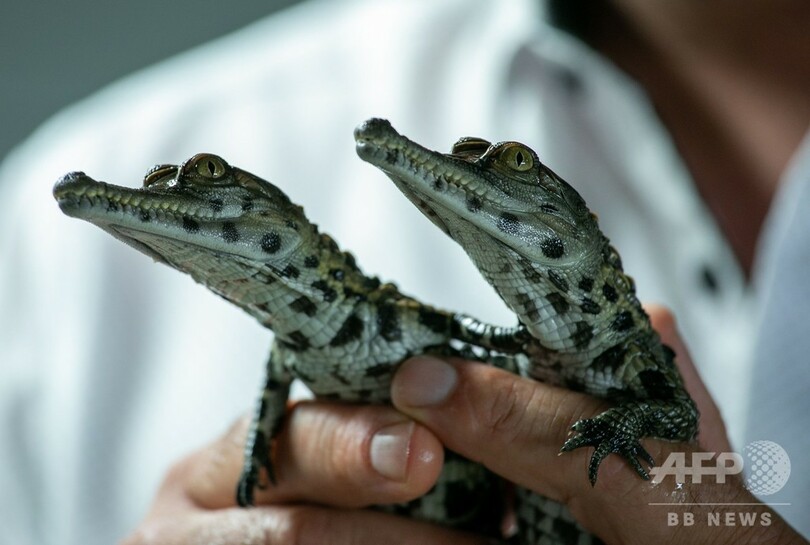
649,441,791,495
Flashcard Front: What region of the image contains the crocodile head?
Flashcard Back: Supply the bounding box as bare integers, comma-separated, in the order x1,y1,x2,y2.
354,118,601,268
54,153,310,269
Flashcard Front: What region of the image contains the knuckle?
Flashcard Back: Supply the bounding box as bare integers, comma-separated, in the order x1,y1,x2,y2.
479,376,537,443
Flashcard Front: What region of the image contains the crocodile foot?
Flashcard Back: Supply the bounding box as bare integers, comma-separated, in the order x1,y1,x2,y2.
560,408,655,486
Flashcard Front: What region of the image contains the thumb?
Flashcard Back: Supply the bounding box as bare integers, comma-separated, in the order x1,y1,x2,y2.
390,355,606,502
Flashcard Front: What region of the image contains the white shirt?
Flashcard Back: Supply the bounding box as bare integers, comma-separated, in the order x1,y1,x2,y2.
0,0,805,542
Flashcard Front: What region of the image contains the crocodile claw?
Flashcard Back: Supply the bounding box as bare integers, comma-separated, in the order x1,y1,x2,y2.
561,412,654,485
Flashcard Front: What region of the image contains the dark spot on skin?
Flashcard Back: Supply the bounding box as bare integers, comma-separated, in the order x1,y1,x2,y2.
363,277,382,291
518,258,544,283
546,292,569,313
518,295,541,322
540,203,559,214
466,196,482,213
260,232,282,254
638,369,675,398
571,321,594,349
548,270,569,293
209,198,224,213
241,198,253,211
222,222,239,243
107,201,119,212
182,216,200,233
304,255,319,268
385,149,399,164
377,303,402,341
432,176,448,192
578,277,594,292
602,283,618,303
344,253,359,271
280,265,300,279
540,236,565,258
342,286,367,302
580,298,601,314
290,295,317,316
139,209,150,222
611,311,634,332
281,331,310,352
497,212,520,235
365,363,392,378
592,345,627,372
499,262,512,274
330,314,364,346
312,280,337,302
285,220,299,231
418,308,450,335
330,269,345,281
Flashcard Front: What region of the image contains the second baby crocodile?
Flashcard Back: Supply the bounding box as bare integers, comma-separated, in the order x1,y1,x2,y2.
355,118,700,544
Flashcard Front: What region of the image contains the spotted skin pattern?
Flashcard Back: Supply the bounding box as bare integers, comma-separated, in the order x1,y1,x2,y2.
356,118,699,544
53,154,513,535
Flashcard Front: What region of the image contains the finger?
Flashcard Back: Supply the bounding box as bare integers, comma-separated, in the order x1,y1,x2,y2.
645,304,731,452
185,402,444,510
122,505,493,545
391,355,606,502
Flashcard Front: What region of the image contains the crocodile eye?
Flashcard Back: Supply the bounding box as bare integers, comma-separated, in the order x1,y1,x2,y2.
194,154,227,179
500,145,534,172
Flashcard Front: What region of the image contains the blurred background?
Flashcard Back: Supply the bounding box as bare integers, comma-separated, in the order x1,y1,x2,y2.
1,0,300,166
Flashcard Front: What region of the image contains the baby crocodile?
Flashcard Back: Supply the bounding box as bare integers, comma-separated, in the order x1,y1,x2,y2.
355,118,700,544
52,153,511,534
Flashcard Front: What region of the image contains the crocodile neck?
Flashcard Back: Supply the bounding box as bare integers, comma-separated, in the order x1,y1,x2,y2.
160,226,381,346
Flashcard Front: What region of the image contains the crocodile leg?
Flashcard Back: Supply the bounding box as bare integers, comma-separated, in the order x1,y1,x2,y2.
452,314,531,353
237,345,292,507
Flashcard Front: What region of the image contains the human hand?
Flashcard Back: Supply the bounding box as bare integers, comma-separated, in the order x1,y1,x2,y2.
120,306,804,545
119,400,494,544
390,305,805,544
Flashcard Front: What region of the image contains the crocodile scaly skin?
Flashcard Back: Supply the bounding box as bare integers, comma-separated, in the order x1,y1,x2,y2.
355,118,699,545
53,153,507,536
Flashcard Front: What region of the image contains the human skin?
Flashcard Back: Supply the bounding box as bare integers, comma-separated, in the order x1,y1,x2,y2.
119,307,805,545
598,0,810,274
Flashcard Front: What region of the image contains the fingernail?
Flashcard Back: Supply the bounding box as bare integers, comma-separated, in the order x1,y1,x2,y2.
393,356,458,408
370,421,414,481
